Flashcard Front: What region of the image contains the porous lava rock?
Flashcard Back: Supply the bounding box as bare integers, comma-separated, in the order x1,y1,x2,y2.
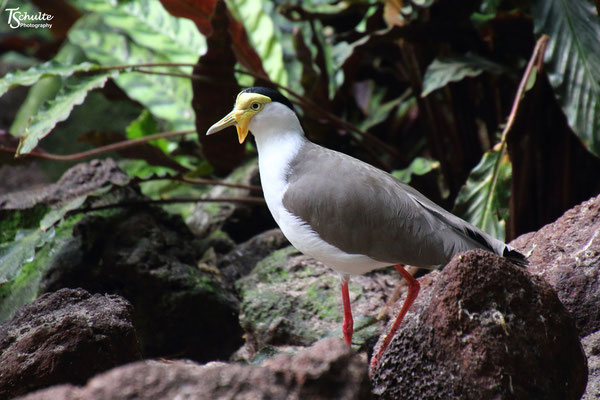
511,194,600,337
39,207,244,363
0,288,141,399
17,338,372,400
371,249,587,400
0,158,131,209
582,331,600,400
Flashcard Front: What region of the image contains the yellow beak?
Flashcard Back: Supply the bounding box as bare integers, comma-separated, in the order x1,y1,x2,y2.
206,109,251,144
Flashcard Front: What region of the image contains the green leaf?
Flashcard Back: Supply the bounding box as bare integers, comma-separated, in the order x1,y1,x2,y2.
71,0,206,64
227,0,288,86
357,84,416,131
126,109,159,139
16,70,118,155
453,147,512,241
421,54,506,97
39,196,88,231
125,109,171,153
532,0,600,157
0,228,54,285
9,42,89,137
0,61,101,97
68,15,195,130
392,157,440,184
0,216,81,321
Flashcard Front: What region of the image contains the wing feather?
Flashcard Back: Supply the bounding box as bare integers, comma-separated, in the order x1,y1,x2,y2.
282,143,508,267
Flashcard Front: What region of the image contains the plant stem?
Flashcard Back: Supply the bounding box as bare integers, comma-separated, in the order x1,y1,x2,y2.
135,174,262,191
1,130,196,161
87,62,401,160
74,196,265,214
500,35,549,144
480,35,549,229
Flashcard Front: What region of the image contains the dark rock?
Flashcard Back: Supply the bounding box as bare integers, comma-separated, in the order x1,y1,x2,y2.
219,228,289,286
510,194,600,337
0,158,131,210
371,249,587,400
261,338,372,399
0,288,141,399
0,164,49,194
236,247,401,358
39,208,244,363
18,338,371,400
186,160,275,242
583,331,600,400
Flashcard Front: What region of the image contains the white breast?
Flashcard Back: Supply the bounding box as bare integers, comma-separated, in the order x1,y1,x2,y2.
252,114,389,276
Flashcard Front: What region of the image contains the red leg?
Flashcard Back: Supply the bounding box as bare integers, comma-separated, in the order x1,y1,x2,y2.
341,277,353,346
370,264,420,370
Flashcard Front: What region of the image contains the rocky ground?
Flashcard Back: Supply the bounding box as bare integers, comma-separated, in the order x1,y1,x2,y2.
0,159,597,399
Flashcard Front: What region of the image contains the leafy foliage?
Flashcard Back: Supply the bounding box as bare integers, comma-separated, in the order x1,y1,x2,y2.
1,0,600,320
422,55,507,97
0,61,100,97
532,0,600,157
228,0,288,85
392,157,440,184
67,3,201,130
453,147,512,240
16,70,118,155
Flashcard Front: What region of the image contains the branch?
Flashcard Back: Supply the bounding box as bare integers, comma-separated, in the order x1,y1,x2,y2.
75,196,265,214
135,174,262,192
82,62,401,160
500,35,549,144
482,35,550,230
0,130,196,161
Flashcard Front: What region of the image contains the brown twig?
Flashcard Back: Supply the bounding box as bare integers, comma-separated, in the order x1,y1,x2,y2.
176,176,262,191
500,35,549,144
83,62,401,160
75,196,265,214
1,130,196,161
480,35,549,230
136,174,262,191
92,62,198,71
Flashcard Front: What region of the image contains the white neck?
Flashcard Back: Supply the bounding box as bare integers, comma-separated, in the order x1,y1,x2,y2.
249,102,306,222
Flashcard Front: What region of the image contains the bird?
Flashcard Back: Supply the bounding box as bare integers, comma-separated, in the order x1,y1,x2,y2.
206,86,527,371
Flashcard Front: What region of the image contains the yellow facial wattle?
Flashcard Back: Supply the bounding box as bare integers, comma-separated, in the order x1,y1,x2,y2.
206,92,272,144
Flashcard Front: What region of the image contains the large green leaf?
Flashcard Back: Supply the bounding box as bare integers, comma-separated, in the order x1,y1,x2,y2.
532,0,600,157
71,0,206,64
9,42,89,137
422,54,507,97
453,147,512,241
16,70,118,155
227,0,287,86
0,61,100,97
68,15,196,130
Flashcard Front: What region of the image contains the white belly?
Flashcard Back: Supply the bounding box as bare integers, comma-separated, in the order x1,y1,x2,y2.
276,206,390,275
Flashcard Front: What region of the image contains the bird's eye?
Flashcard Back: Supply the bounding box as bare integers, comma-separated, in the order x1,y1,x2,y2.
251,102,260,110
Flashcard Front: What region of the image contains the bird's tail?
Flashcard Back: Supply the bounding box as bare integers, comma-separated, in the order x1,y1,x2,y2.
503,246,528,267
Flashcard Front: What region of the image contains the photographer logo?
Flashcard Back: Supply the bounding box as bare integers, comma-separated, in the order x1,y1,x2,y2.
3,4,53,29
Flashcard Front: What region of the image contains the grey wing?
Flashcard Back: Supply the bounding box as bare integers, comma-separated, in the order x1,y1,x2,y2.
282,145,504,268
